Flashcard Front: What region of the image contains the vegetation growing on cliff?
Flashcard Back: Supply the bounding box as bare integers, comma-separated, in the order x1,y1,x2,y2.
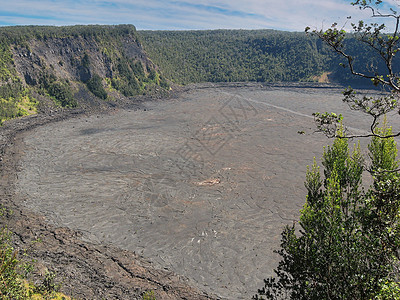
0,25,168,124
0,207,70,299
140,30,327,84
140,29,398,86
0,24,396,124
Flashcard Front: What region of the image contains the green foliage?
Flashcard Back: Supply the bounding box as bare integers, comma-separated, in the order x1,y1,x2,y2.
0,208,71,299
376,281,400,300
0,43,37,123
86,74,107,100
263,3,400,298
48,81,76,107
132,61,146,79
368,119,398,172
0,98,19,124
0,44,16,82
0,225,26,299
113,58,142,96
0,24,138,46
159,76,170,90
142,290,156,300
32,270,61,295
111,76,139,97
255,125,400,299
141,30,322,84
147,69,158,81
0,24,169,113
0,81,37,124
39,72,76,107
308,1,400,137
110,57,166,97
140,29,388,85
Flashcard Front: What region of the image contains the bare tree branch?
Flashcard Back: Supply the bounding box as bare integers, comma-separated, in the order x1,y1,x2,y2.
305,1,400,140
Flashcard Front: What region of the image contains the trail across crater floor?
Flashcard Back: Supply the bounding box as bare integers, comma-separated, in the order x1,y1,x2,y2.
15,85,386,299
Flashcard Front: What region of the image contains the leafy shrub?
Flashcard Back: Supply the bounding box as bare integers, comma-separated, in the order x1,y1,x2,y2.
86,74,107,99
32,270,61,296
142,290,156,300
132,61,145,79
111,76,140,97
159,76,170,89
255,123,400,299
0,208,71,299
39,72,76,107
47,81,76,107
0,80,24,100
0,98,19,124
147,69,158,81
0,225,26,299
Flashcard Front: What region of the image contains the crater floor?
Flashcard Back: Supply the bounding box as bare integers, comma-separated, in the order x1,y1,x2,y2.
16,85,385,299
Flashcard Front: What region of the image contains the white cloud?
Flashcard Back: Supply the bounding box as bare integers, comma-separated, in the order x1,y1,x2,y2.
0,0,397,31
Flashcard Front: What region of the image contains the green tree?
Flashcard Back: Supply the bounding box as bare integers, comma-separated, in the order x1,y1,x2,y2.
47,81,76,107
256,2,400,298
86,74,107,100
254,124,400,299
307,0,400,139
38,72,76,107
0,225,26,299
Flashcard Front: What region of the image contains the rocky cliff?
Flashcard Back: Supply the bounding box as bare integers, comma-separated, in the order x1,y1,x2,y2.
0,25,169,122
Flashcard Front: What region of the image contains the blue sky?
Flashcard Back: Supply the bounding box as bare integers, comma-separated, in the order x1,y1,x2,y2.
0,0,395,31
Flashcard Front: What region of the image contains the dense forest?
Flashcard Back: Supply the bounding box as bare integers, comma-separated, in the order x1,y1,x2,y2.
140,29,396,86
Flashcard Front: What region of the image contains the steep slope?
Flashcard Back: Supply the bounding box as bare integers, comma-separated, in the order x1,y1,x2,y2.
0,25,169,123
140,29,396,86
140,30,331,84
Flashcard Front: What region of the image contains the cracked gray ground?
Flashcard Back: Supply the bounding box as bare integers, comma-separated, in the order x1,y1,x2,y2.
15,86,396,299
